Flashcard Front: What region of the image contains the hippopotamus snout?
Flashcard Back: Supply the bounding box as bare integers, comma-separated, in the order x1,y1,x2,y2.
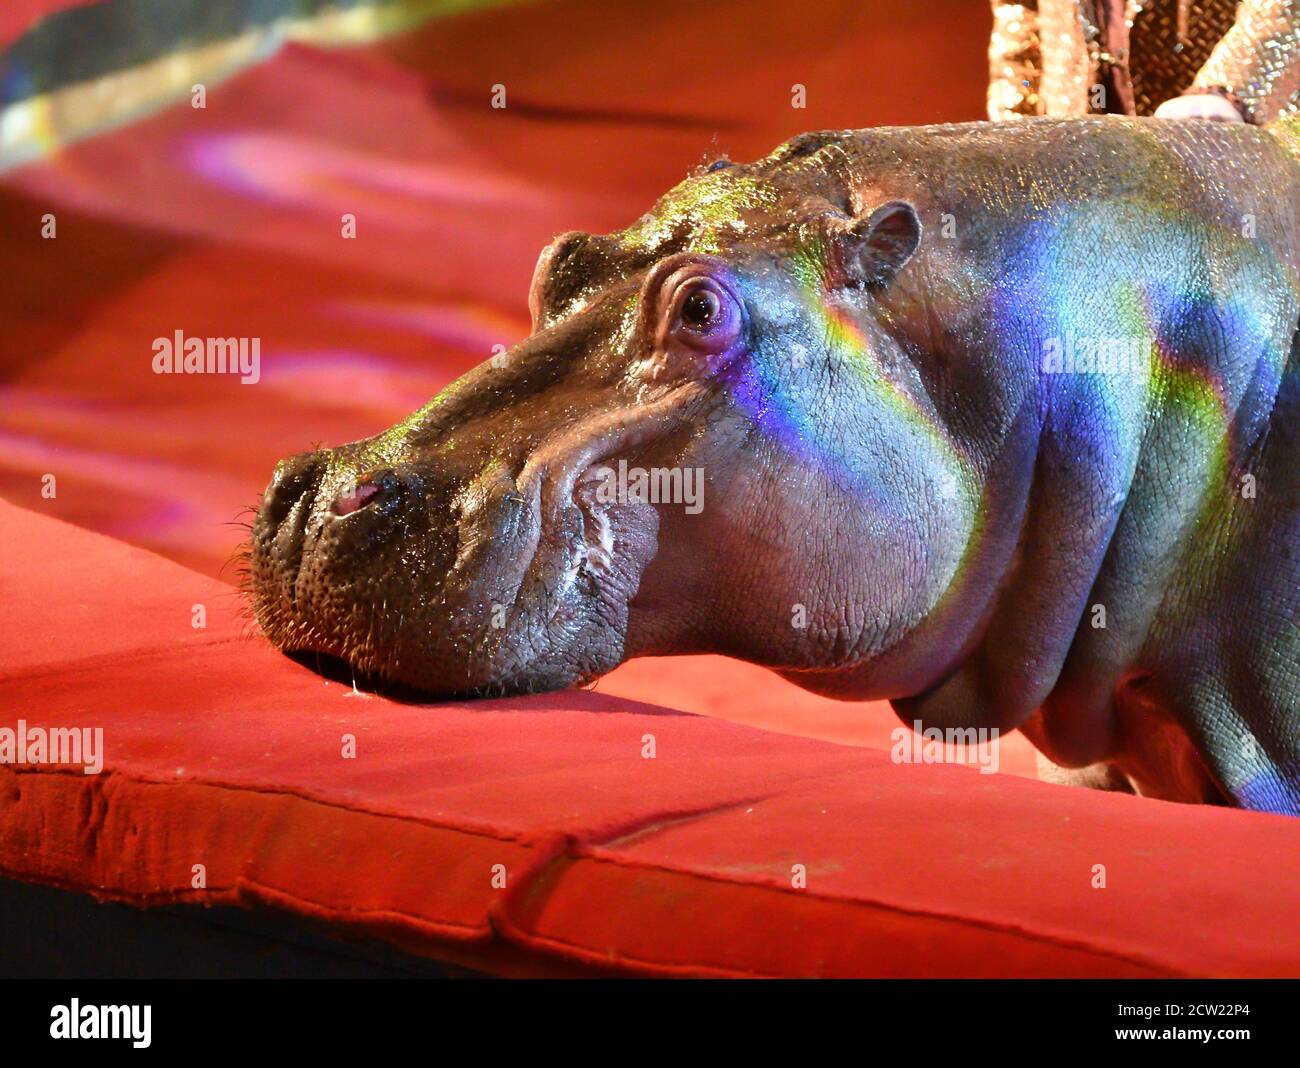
252,445,469,685
252,419,667,695
256,449,449,578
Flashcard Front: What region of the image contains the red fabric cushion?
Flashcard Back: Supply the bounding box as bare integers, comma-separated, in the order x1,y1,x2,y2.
4,497,1300,977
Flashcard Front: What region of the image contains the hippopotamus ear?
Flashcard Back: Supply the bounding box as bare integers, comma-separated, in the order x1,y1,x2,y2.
836,200,922,287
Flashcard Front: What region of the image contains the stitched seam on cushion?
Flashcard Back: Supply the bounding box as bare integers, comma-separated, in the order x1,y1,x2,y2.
500,849,1192,978
593,853,1198,975
1,764,542,847
495,924,1170,979
486,820,1201,977
1,753,883,846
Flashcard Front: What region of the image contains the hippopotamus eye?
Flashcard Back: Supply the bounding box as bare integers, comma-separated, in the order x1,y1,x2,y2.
681,287,721,329
666,275,742,354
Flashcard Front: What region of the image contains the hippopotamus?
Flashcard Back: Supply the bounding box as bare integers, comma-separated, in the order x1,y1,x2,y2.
250,115,1300,815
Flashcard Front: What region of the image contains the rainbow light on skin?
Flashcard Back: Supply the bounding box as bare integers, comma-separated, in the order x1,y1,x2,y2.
989,210,1258,503
724,252,979,530
1149,350,1233,482
793,281,988,594
818,297,978,497
1239,770,1300,814
1036,269,1253,586
994,212,1298,805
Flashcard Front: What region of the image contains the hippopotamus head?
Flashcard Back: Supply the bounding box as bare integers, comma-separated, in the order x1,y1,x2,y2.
249,131,985,698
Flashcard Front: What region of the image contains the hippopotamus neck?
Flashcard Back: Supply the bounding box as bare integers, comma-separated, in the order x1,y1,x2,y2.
831,120,1298,766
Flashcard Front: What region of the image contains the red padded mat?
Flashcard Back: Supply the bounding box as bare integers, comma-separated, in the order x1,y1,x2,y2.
2,499,1300,977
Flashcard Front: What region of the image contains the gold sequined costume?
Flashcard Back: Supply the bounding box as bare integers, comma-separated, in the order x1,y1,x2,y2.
988,0,1300,122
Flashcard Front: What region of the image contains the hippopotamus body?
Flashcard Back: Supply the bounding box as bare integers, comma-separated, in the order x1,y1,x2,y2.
251,116,1300,815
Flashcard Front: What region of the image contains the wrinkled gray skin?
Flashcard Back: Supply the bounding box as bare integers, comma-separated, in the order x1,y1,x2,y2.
252,117,1300,814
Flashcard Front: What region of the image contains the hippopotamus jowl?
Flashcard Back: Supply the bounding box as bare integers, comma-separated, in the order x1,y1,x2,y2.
250,116,1300,814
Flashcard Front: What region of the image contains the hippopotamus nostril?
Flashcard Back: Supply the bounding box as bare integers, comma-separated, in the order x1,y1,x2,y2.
331,480,383,517
261,451,324,527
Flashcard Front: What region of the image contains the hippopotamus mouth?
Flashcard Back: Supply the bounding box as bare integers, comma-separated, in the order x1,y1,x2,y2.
251,366,711,697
